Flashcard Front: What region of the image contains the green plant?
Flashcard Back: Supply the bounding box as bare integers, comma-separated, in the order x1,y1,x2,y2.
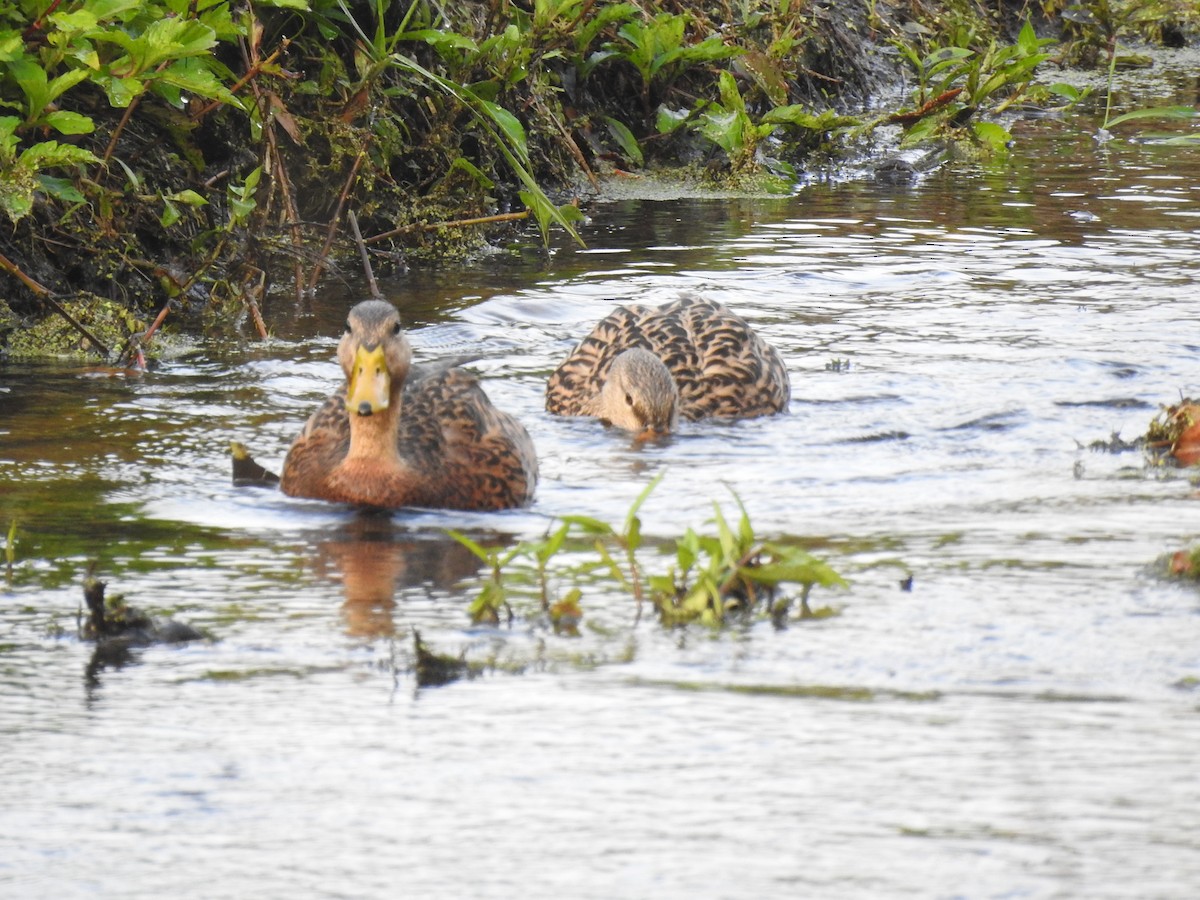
0,0,243,223
890,20,1056,151
0,115,96,221
695,70,774,169
447,530,522,626
448,476,847,632
587,11,741,115
648,494,846,626
331,1,585,249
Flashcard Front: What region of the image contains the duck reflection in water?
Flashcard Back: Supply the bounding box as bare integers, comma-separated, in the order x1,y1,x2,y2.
312,516,504,638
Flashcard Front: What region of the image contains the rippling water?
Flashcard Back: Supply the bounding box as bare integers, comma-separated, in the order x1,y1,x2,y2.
3,112,1200,897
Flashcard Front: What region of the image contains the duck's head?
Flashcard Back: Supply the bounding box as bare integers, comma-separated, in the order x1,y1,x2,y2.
338,299,413,417
596,347,679,437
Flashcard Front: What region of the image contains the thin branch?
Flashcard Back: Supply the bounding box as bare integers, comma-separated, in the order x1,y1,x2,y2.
364,210,529,244
190,43,287,122
347,210,381,299
307,146,368,290
536,98,599,190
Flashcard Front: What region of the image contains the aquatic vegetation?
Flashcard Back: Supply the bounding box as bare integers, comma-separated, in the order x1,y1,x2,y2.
449,476,847,630
79,563,204,645
4,519,15,585
1145,399,1200,467
890,20,1057,150
589,11,741,119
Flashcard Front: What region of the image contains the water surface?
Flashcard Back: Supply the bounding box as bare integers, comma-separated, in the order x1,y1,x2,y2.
3,111,1200,897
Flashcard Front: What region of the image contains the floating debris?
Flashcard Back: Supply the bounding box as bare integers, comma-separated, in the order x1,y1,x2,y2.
1146,400,1200,467
80,565,204,647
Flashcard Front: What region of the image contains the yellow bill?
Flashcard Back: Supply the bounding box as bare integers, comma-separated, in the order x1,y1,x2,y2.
346,344,390,415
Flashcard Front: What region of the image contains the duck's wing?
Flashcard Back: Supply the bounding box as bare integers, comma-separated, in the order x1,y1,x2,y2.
545,304,654,415
646,296,791,420
400,368,537,510
279,393,350,498
407,354,480,386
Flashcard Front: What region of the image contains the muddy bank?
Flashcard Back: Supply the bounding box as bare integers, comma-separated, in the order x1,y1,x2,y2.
0,0,1196,359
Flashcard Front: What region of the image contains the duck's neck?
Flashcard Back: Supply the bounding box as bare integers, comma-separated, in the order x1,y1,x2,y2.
345,391,404,467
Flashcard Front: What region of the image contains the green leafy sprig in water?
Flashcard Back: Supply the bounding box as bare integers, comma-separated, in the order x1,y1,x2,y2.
450,475,846,632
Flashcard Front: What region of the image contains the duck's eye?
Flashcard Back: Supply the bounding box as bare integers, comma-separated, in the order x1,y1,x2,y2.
343,320,352,334
625,392,634,406
391,321,402,336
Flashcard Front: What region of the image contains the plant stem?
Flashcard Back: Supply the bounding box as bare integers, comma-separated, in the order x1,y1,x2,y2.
307,145,368,290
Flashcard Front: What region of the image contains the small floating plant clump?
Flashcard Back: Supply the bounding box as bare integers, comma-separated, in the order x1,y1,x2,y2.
450,476,847,632
79,565,205,647
1145,399,1200,468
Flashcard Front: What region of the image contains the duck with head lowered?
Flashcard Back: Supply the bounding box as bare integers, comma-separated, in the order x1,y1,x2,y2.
281,299,537,511
545,294,790,438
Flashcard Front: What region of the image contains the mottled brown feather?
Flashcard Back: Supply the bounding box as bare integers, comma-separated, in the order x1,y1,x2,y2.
545,295,790,424
281,300,536,511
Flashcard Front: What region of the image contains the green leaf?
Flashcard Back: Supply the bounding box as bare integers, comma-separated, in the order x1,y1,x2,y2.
94,73,146,108
160,198,181,228
37,175,84,203
655,106,689,135
1104,105,1197,128
972,121,1011,152
624,473,663,535
1046,82,1082,101
165,189,207,206
43,110,95,135
446,529,493,563
450,156,494,190
0,30,25,62
19,141,99,169
479,100,528,160
536,523,570,564
576,3,635,55
748,545,848,590
561,514,614,536
401,28,479,55
157,58,241,106
647,573,676,597
711,501,736,560
698,108,741,155
579,48,620,80
602,116,642,167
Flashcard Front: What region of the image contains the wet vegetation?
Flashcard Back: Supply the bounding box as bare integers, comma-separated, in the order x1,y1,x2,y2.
2,0,1198,357
1145,398,1200,468
450,475,846,632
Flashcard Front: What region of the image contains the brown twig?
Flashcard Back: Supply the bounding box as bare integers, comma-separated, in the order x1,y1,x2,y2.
536,99,599,190
248,70,304,301
22,0,65,39
887,87,964,125
364,210,530,244
190,43,287,123
307,146,368,290
241,266,269,339
103,96,141,164
347,210,382,299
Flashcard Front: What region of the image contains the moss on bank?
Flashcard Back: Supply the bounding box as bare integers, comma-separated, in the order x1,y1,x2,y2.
0,0,1196,359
